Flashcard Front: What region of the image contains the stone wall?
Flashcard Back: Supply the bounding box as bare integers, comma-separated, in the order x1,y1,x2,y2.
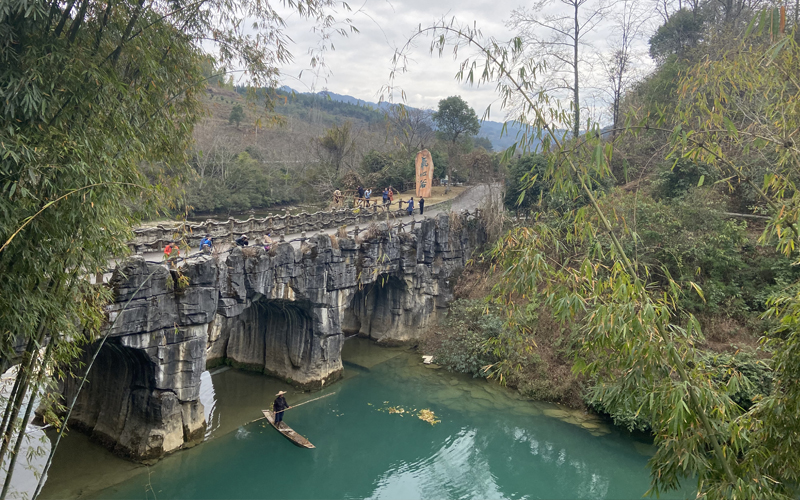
129,197,456,254
127,185,473,254
66,211,486,462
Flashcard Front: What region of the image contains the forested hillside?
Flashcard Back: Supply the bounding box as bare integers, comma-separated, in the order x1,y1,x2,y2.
181,83,502,215
415,3,800,499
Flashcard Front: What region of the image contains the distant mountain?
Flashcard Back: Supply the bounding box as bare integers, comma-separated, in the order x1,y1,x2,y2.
479,121,536,152
309,89,539,152
315,90,392,111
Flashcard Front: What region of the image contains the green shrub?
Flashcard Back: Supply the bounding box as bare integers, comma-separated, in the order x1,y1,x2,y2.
597,188,800,317
586,349,772,432
430,299,503,377
652,158,716,200
504,154,548,213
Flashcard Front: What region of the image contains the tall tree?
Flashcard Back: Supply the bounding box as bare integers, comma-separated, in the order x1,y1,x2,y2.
316,121,358,174
648,8,706,62
229,104,245,128
508,0,607,138
432,96,480,189
0,0,355,496
603,0,647,133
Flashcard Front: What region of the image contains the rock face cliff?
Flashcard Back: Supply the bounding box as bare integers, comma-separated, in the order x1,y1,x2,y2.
62,212,486,462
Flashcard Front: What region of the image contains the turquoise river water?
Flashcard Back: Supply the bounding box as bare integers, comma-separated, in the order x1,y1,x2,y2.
36,339,694,499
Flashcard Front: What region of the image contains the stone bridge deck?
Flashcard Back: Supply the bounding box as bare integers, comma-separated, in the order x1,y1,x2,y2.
65,210,489,463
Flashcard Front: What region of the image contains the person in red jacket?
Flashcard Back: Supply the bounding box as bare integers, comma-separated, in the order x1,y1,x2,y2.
164,241,180,267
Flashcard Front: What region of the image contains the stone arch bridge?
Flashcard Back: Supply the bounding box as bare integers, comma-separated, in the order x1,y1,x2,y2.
63,211,488,462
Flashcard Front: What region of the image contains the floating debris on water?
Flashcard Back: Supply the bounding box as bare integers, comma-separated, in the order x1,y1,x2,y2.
417,409,440,425
373,402,441,425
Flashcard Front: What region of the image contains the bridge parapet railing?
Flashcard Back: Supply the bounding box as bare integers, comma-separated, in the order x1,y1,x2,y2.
128,190,467,254
133,208,484,270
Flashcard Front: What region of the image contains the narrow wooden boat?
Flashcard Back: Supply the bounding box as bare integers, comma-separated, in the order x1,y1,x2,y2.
262,409,315,449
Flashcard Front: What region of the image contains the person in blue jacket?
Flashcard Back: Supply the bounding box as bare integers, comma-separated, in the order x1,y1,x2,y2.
200,234,213,253
407,197,414,215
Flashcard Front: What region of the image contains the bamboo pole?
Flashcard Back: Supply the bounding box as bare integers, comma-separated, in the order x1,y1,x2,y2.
246,392,337,425
275,392,336,415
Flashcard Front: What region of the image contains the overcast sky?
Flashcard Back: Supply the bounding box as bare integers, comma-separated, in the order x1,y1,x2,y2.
258,0,659,123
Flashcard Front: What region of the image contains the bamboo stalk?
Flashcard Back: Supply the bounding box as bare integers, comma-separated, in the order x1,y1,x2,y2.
0,337,36,451
0,326,46,468
1,341,53,500
33,267,161,500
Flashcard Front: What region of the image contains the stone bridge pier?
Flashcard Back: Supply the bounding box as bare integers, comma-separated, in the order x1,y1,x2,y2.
62,212,487,462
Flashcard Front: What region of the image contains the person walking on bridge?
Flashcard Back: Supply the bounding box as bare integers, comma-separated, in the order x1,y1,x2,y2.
200,234,213,253
273,390,291,429
164,241,180,268
357,186,365,207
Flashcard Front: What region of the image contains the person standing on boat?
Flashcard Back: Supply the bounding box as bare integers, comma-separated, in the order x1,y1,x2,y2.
273,391,291,428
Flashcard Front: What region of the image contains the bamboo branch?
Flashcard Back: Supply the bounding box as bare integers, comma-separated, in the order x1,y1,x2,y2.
33,266,162,500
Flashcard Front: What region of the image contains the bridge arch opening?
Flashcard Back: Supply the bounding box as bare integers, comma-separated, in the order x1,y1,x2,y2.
63,340,154,445
207,298,341,388
60,339,202,461
342,275,433,343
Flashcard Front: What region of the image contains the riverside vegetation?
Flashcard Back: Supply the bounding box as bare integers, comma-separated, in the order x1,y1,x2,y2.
415,4,800,499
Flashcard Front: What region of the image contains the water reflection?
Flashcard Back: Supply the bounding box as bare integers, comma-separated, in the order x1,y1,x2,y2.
36,339,692,500
199,368,218,438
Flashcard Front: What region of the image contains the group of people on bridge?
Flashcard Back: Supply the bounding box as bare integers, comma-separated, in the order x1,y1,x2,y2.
234,233,273,251
161,191,428,268
332,186,424,215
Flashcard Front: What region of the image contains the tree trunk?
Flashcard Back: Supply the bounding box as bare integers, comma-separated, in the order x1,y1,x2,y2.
0,333,41,467
0,341,53,500
573,1,580,139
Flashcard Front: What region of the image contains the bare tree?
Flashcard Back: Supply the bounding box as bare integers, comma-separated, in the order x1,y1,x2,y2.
508,0,608,138
653,0,702,23
386,105,436,154
602,0,648,134
315,121,358,174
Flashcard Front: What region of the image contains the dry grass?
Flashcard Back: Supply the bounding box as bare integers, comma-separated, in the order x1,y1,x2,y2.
242,246,261,258
337,225,348,239
453,261,497,299
696,314,763,355
211,245,223,262
356,222,382,244
478,184,505,244
398,231,415,243
448,211,465,234
329,233,340,249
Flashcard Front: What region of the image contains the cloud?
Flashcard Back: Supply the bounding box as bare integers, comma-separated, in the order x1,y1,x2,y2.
264,0,657,124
